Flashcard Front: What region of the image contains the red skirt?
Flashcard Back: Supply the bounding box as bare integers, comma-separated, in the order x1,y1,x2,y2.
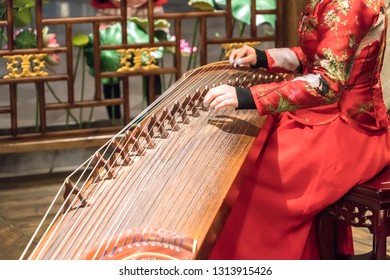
209,112,390,260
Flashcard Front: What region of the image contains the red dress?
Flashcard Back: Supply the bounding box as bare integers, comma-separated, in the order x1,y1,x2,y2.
209,0,390,260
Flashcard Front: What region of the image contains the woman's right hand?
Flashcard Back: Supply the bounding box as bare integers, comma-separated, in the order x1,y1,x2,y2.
229,45,257,68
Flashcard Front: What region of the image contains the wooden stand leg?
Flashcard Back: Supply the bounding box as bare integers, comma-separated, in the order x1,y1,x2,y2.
374,210,387,260
317,213,338,259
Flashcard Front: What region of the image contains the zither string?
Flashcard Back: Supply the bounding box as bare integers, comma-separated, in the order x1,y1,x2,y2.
26,62,266,260
75,65,238,259
86,69,255,259
28,63,266,258
38,64,262,260
65,67,227,259
40,64,222,260
32,63,232,258
103,105,252,258
88,94,233,258
79,65,254,259
122,72,259,252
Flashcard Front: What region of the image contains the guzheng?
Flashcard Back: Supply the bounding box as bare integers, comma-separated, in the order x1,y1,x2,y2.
21,61,286,260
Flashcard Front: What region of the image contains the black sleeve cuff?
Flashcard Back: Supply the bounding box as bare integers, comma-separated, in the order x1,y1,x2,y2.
236,87,257,110
251,49,268,69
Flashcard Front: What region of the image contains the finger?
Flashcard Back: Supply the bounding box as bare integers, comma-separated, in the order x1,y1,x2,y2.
229,47,247,63
237,54,256,66
231,47,251,68
229,49,240,65
214,97,236,110
209,91,236,110
203,87,226,105
209,94,227,108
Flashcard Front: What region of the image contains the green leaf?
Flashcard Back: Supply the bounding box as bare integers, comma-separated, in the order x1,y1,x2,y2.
0,0,49,27
14,29,36,49
13,8,32,28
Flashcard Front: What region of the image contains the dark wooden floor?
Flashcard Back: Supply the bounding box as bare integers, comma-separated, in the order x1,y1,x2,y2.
0,172,388,260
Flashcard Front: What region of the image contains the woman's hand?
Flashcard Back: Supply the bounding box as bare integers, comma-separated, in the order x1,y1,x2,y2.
203,84,238,110
229,45,257,68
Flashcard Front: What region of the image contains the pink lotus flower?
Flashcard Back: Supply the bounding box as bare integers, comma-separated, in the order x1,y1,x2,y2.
7,27,61,65
170,36,197,56
42,26,60,65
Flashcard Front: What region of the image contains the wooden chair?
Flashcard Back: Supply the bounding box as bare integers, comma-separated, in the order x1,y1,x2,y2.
318,165,390,260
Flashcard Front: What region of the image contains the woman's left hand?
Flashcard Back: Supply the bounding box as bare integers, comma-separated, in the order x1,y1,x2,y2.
203,84,238,110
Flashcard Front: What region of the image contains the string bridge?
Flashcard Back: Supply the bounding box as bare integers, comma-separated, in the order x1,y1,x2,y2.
63,179,91,214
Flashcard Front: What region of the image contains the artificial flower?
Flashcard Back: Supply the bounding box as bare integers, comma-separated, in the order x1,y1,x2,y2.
42,26,60,65
12,26,60,65
168,35,197,56
13,28,36,49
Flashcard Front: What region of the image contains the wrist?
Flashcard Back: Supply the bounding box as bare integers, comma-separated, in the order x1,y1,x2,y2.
251,49,268,69
236,87,256,110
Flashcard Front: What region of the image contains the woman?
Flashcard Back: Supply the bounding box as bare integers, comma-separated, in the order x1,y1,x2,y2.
205,0,390,259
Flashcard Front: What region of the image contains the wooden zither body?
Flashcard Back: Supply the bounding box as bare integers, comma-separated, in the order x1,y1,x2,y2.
21,61,286,260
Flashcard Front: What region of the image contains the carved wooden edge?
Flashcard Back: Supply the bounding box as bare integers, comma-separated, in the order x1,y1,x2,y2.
84,229,197,260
